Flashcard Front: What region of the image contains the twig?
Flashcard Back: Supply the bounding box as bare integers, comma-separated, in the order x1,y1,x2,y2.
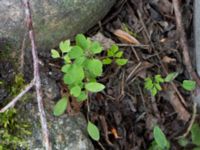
0,80,34,112
126,62,142,81
177,102,197,139
24,1,51,149
172,0,200,86
131,47,140,61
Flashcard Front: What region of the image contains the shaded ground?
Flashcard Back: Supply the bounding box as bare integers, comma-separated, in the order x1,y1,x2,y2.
80,0,199,149
0,0,198,149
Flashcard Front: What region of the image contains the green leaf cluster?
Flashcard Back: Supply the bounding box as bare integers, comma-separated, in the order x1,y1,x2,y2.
144,72,196,96
144,75,164,96
103,44,128,66
51,34,129,141
149,125,170,150
51,34,105,117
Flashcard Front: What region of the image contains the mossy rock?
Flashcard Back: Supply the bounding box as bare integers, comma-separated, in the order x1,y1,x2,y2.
0,0,115,52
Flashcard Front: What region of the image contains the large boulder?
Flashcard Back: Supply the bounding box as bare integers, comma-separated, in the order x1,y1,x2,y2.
0,0,115,51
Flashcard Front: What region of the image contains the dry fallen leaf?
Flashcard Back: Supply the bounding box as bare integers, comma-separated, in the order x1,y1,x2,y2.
160,87,190,122
162,56,176,64
113,29,141,45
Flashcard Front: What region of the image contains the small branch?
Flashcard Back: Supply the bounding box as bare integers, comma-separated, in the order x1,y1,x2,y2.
177,102,197,139
172,0,200,86
0,80,34,113
24,1,52,149
183,102,197,137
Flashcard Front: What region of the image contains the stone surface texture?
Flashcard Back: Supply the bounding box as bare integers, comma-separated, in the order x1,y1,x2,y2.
0,0,115,51
18,74,94,149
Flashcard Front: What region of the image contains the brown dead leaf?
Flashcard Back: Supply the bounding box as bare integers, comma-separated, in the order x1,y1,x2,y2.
161,89,191,122
113,29,141,45
162,56,176,64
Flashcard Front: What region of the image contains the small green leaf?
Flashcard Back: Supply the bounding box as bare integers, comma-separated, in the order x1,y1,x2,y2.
68,46,84,59
77,91,88,102
144,78,154,90
164,72,179,82
63,55,71,63
53,97,68,116
102,58,112,65
59,40,71,53
155,75,164,83
107,49,115,57
182,80,196,91
191,123,200,146
107,45,118,57
51,49,60,58
75,34,89,49
110,44,119,53
115,51,123,58
90,41,102,54
61,64,71,73
115,59,128,66
63,64,84,85
70,85,81,97
151,86,157,96
178,138,189,147
155,83,162,91
87,121,100,141
153,126,170,150
74,56,86,65
85,82,105,92
85,59,103,76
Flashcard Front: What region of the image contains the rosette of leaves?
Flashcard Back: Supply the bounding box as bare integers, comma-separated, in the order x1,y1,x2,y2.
144,75,164,96
51,34,106,141
51,34,105,115
102,44,128,66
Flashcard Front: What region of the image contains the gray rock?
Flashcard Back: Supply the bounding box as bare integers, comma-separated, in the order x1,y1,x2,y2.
14,73,93,150
41,73,60,100
0,0,115,51
19,95,94,150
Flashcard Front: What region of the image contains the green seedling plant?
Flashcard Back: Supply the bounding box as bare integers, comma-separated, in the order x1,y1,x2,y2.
102,44,128,66
51,34,127,141
178,123,200,150
144,72,196,96
149,125,170,150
